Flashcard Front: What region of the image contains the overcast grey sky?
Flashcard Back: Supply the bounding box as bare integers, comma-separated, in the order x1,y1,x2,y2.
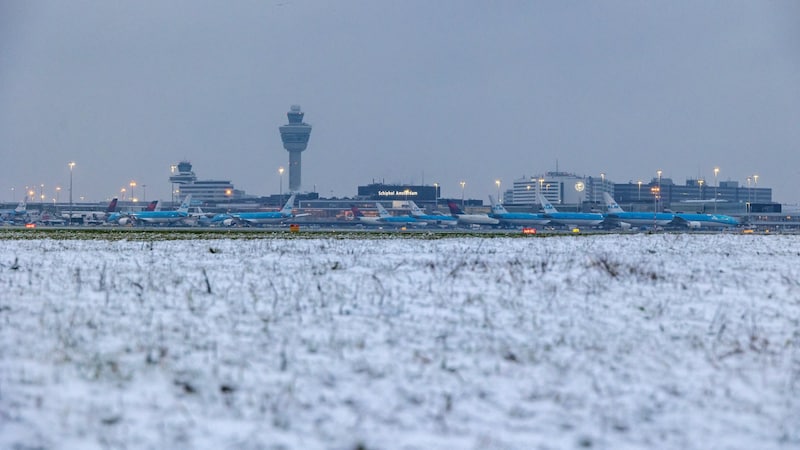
1,0,799,204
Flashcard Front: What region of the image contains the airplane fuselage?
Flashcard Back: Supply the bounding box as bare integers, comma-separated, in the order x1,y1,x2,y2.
607,212,674,227
545,213,604,227
490,213,549,226
453,214,500,226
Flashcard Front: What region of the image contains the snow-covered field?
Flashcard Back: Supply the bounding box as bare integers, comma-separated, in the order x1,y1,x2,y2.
1,233,799,449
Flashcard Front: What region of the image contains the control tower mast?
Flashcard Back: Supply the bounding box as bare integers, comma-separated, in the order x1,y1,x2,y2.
279,105,312,192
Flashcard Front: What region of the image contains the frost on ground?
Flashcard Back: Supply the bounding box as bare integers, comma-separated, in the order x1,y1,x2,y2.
1,234,799,449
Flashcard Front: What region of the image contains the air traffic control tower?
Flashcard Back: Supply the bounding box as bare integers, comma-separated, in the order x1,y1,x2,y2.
279,105,312,192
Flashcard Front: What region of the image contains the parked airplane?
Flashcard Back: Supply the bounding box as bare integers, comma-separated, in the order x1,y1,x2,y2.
350,205,383,226
211,194,307,226
446,201,500,226
671,212,739,229
349,204,426,227
537,193,604,228
83,198,120,224
0,200,27,222
112,195,193,225
407,201,458,227
602,193,674,228
488,195,549,227
375,203,427,227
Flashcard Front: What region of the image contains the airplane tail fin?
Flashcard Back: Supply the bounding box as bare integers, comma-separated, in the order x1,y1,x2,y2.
603,192,624,214
350,205,364,217
375,203,391,218
15,200,27,213
177,195,192,213
447,201,465,215
407,200,425,216
537,193,558,213
144,200,157,212
106,198,119,213
280,194,297,216
488,195,508,215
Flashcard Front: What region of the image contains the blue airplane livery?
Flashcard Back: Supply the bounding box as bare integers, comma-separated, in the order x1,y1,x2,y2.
537,193,604,228
603,193,674,228
488,195,549,227
406,201,458,227
210,194,307,226
110,195,193,226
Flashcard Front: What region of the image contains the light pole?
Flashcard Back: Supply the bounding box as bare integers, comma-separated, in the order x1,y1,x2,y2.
56,186,61,204
698,179,704,200
40,184,45,206
433,182,439,210
170,165,177,206
495,179,501,203
68,162,75,224
11,187,15,202
460,181,466,208
129,181,137,203
746,176,752,209
279,166,285,198
656,170,662,211
650,186,660,226
120,188,126,201
141,184,147,202
637,180,642,201
753,174,759,203
713,167,719,213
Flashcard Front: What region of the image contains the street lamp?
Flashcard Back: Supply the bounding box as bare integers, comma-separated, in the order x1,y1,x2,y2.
650,186,660,221
170,165,177,205
40,184,45,205
656,170,662,211
129,181,137,203
141,184,147,202
637,180,642,200
120,188,126,201
746,176,752,206
460,181,466,208
278,166,285,198
698,179,704,200
495,179,501,203
56,186,61,204
68,161,76,225
713,167,720,213
10,187,15,202
753,174,759,203
433,182,439,209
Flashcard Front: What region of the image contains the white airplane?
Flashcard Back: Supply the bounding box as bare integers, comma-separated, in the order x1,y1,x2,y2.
446,201,499,226
350,204,383,225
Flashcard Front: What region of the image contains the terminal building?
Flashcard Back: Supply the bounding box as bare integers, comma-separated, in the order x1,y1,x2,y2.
169,161,246,204
505,172,614,211
613,178,773,214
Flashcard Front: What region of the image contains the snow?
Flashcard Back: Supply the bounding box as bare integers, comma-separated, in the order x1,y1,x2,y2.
1,233,799,449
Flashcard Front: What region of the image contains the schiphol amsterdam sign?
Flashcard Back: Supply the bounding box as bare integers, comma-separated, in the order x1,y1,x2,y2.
378,190,419,197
